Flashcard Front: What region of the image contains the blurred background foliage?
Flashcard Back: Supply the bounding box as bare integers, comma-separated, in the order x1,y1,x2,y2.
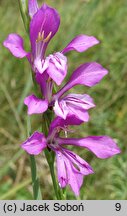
0,0,127,199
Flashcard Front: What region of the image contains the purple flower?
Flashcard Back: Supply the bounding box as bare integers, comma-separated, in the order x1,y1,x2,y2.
24,94,48,115
24,62,108,122
21,116,121,196
52,62,108,121
3,1,99,85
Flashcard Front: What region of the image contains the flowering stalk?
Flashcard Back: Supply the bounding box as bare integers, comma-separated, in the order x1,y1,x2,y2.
18,0,42,199
18,0,62,199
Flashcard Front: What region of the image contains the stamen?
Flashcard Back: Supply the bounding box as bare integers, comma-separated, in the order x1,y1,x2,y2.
57,127,61,133
41,31,44,41
38,32,42,41
35,31,52,58
36,30,52,44
36,31,45,43
46,77,53,102
47,77,52,83
65,130,68,138
43,32,52,43
36,32,40,43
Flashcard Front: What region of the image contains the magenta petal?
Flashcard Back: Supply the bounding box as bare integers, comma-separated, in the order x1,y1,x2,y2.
54,99,89,122
63,93,95,121
78,136,121,158
64,93,95,110
62,34,99,54
54,93,95,122
24,94,48,115
29,0,39,18
56,151,68,188
48,116,83,137
55,62,108,98
35,72,49,97
63,148,94,175
53,100,69,119
68,62,108,87
3,34,28,58
63,156,83,196
59,136,121,159
46,52,67,85
30,4,60,56
55,148,85,195
67,104,89,122
21,131,47,155
69,166,84,196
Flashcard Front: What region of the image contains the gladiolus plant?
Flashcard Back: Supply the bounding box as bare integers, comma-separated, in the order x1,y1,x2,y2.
3,0,121,199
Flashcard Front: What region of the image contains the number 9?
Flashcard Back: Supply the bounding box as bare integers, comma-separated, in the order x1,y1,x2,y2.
115,203,121,211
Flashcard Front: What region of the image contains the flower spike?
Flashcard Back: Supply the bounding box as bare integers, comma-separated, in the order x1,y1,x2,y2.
21,116,121,196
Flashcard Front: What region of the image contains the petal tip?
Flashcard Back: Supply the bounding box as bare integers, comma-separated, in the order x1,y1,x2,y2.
115,147,121,155
94,37,100,45
27,110,33,115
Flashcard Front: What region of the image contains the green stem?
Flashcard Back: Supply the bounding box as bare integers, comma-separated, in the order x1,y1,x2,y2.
44,149,60,199
27,116,42,200
18,0,30,33
30,155,42,200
